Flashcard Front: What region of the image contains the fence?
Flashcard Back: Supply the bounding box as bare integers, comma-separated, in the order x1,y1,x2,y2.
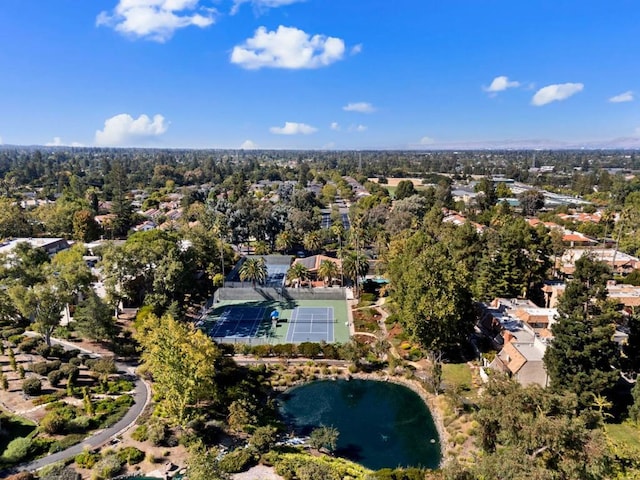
214,287,346,302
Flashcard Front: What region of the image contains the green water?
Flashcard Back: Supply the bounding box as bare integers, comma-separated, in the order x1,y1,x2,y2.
279,379,441,470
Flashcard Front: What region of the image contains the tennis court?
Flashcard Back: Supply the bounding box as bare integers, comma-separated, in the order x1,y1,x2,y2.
207,305,270,339
200,296,350,345
285,306,335,343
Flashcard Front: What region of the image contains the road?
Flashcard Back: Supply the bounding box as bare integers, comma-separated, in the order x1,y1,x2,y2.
17,334,150,472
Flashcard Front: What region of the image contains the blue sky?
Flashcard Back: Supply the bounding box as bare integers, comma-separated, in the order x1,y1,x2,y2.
1,0,639,149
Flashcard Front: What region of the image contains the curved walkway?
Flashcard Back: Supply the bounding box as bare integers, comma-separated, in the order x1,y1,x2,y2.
17,335,150,472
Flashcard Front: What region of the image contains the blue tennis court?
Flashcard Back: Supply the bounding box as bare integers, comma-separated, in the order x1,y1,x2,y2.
208,306,270,338
285,306,335,343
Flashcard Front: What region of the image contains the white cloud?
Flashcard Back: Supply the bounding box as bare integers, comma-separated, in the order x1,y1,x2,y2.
45,137,84,147
484,75,520,93
531,83,584,106
231,0,304,15
269,122,317,135
343,102,375,113
348,124,367,132
95,113,169,146
609,91,634,103
420,136,435,145
330,122,340,131
230,25,346,70
240,139,258,149
96,0,215,42
46,137,63,147
350,44,363,55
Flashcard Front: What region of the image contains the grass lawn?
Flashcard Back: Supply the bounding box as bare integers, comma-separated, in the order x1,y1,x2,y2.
442,363,472,391
0,411,37,453
606,422,640,452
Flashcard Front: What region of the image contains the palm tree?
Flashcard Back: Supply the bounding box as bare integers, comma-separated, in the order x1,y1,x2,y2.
275,231,295,254
287,263,310,288
317,259,340,286
303,230,323,254
239,257,267,287
253,241,271,255
342,251,369,296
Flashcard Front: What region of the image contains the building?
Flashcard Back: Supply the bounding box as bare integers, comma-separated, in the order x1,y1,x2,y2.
560,248,640,276
0,237,70,257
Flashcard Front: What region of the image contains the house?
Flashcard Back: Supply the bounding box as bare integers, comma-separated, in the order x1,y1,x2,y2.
0,237,70,257
490,336,549,387
560,248,640,276
291,255,342,286
479,298,553,387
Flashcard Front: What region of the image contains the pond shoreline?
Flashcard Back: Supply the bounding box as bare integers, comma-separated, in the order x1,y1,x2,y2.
275,368,448,468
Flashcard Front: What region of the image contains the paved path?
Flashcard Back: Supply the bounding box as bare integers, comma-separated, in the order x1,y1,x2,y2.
17,334,150,472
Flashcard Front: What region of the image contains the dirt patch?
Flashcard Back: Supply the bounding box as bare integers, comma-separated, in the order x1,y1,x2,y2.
233,464,284,480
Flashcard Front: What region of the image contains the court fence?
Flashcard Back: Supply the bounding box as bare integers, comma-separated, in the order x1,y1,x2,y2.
213,286,346,303
211,336,273,346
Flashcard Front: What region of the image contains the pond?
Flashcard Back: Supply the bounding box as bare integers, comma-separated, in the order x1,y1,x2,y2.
278,379,441,471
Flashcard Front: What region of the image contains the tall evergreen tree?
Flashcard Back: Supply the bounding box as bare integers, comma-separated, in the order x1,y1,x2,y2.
543,255,620,407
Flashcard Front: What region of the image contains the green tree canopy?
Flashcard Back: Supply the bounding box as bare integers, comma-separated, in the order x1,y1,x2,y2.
543,255,621,407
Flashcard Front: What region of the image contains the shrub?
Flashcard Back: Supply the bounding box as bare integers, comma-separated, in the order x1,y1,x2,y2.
92,453,124,479
297,342,322,359
18,336,41,353
8,334,24,346
60,364,80,381
67,415,92,433
116,446,145,465
147,418,168,446
32,360,62,376
39,464,81,480
5,472,35,480
219,448,256,473
69,357,82,367
48,369,64,387
22,377,42,396
40,410,68,434
130,424,149,442
48,344,66,359
2,437,32,463
35,343,52,358
3,327,25,339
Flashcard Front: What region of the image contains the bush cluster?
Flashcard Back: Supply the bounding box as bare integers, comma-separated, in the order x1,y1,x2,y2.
219,447,256,473
238,341,342,360
31,360,62,376
22,377,42,396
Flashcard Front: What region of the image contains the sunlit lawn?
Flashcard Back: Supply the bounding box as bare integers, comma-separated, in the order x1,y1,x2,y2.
0,411,37,453
442,363,473,391
607,422,640,452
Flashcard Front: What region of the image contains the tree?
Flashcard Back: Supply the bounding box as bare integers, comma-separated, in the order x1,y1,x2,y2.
473,377,612,479
0,198,32,238
249,425,278,453
341,251,368,295
518,189,545,217
317,259,340,286
623,312,640,376
31,283,66,346
135,314,220,425
394,180,416,200
387,232,474,353
287,263,310,288
73,291,117,343
543,255,620,407
475,177,497,212
275,230,295,254
185,442,230,480
303,230,323,254
239,257,268,287
309,426,339,453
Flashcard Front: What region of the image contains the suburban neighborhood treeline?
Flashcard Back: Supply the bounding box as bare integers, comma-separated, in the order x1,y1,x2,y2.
0,146,640,479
